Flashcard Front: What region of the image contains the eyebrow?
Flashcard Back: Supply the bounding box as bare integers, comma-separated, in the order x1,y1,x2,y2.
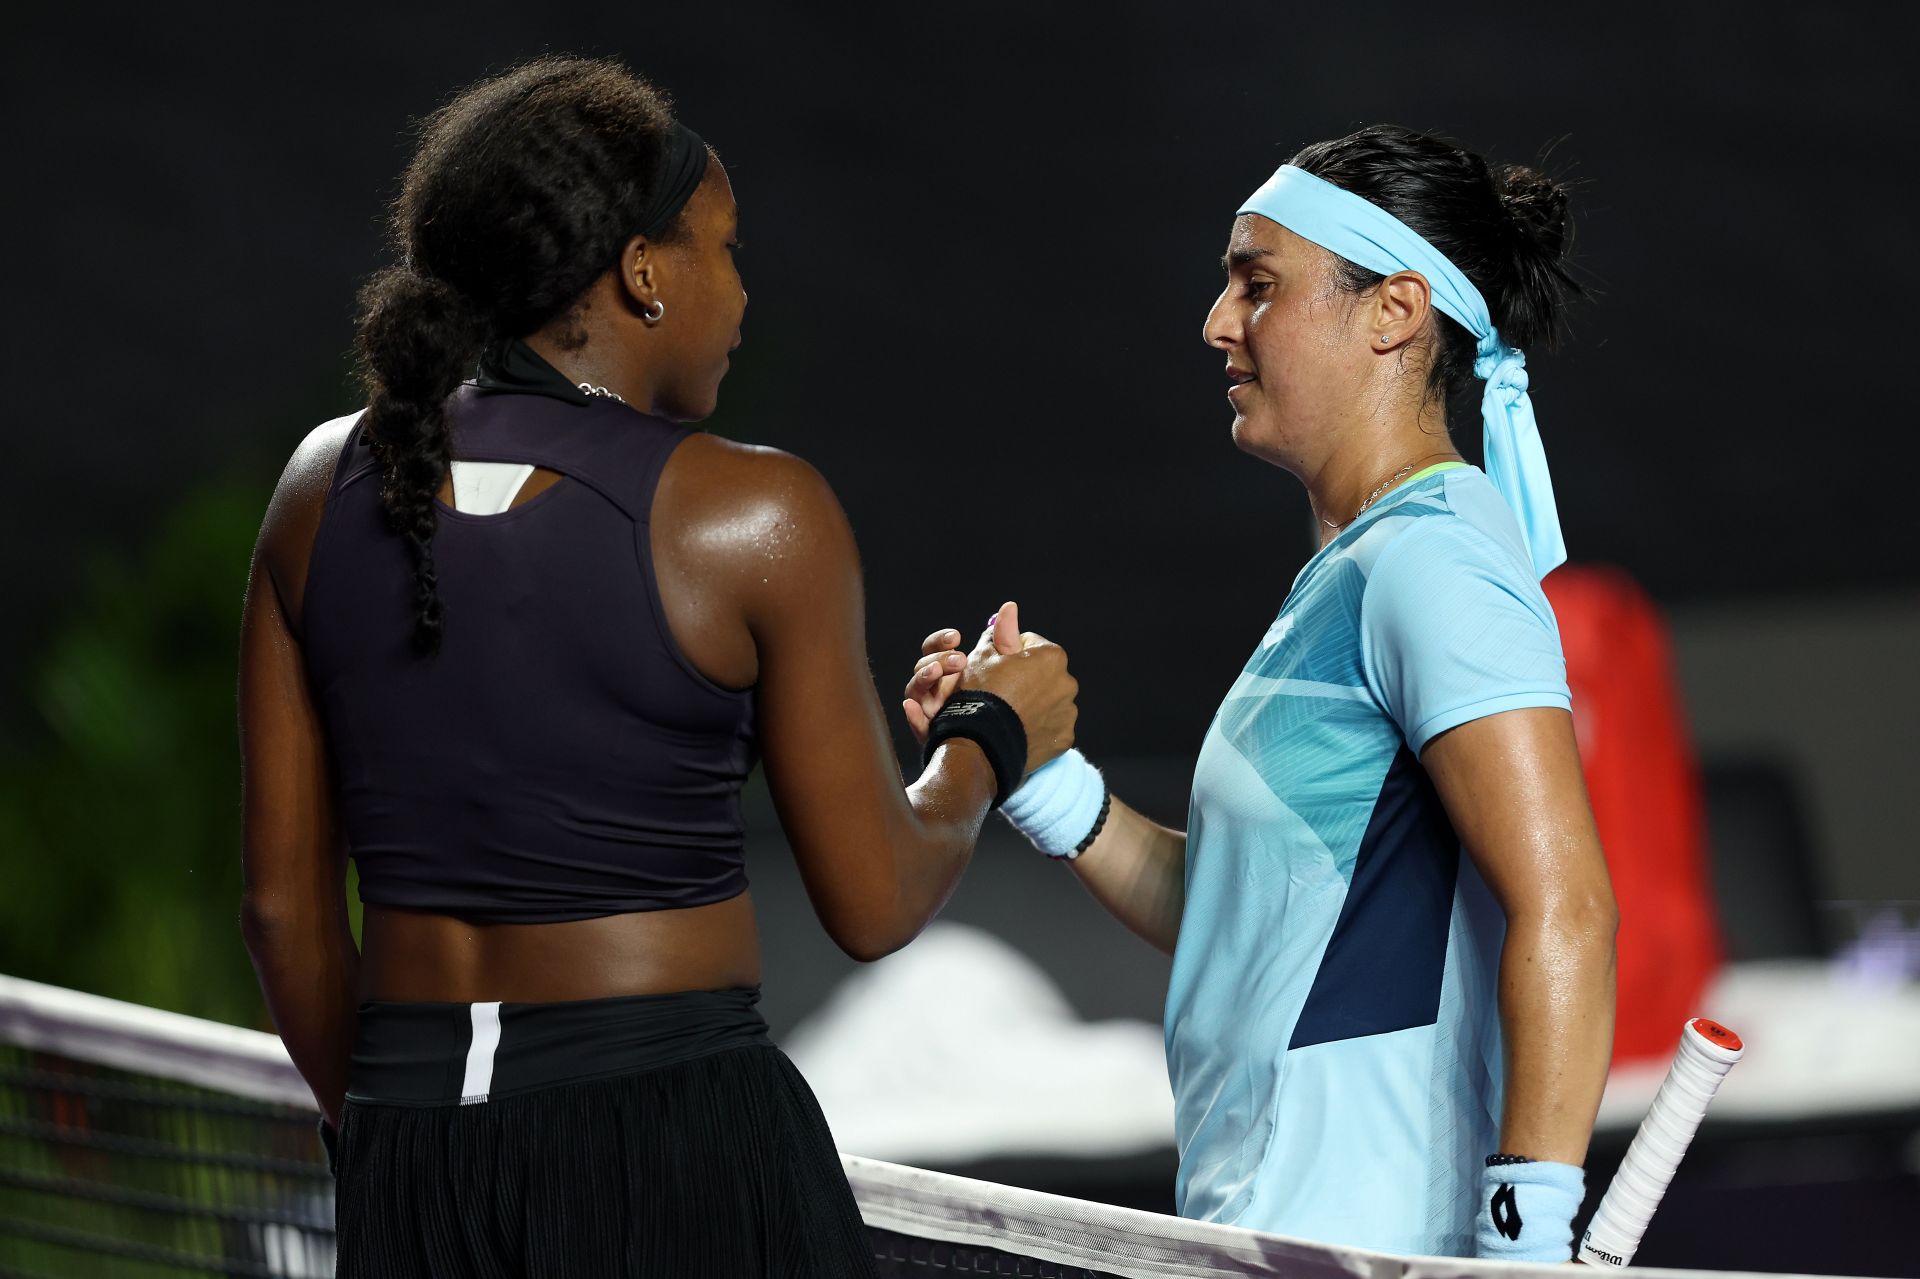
1221,246,1272,272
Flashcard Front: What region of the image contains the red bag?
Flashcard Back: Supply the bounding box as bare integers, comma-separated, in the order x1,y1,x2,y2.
1543,565,1723,1064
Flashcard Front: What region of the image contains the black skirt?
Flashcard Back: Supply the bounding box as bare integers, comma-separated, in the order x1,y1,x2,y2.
332,986,877,1278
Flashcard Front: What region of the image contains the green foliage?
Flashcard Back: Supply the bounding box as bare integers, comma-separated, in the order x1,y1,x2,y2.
0,480,278,1027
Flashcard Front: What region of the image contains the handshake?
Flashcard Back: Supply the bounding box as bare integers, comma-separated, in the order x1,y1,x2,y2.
897,600,1079,780
899,601,1109,861
895,601,1109,867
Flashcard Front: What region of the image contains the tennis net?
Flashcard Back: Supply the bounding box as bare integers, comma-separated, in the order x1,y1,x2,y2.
0,973,1832,1279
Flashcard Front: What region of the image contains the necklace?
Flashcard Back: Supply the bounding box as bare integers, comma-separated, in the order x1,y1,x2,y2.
577,382,627,404
1319,455,1449,530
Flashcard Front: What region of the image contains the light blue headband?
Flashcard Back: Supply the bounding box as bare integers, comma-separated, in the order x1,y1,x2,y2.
1239,164,1566,580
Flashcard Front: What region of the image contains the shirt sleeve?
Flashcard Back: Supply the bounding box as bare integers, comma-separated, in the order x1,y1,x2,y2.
1359,519,1570,755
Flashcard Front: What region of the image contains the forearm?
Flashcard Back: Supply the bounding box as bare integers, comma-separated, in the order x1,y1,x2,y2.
1494,900,1617,1164
901,735,998,898
241,897,361,1127
839,738,996,960
1067,798,1187,954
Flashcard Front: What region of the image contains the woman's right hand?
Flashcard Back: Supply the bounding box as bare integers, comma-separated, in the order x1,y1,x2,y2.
904,601,1078,776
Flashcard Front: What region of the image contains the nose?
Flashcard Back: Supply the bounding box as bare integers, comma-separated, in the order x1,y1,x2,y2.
1202,286,1239,351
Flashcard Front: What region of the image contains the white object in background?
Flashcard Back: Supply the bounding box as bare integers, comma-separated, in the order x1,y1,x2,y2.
785,922,1173,1165
1581,1018,1745,1268
1596,958,1920,1128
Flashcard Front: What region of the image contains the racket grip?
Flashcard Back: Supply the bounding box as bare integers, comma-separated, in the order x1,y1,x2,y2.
1579,1018,1743,1267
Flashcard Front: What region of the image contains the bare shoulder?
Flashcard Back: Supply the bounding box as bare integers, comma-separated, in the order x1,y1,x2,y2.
258,411,365,625
266,413,361,527
656,431,857,575
663,431,842,517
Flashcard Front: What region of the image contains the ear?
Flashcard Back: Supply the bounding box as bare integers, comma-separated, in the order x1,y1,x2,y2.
616,233,663,315
1372,270,1433,352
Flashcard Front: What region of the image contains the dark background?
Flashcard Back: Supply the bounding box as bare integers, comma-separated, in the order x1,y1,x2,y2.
4,3,1913,753
3,5,1916,1274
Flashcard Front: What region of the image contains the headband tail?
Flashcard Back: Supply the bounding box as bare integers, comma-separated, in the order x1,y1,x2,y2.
1478,354,1567,581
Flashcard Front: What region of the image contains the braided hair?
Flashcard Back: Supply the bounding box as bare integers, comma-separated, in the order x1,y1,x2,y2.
1288,125,1584,404
354,56,691,656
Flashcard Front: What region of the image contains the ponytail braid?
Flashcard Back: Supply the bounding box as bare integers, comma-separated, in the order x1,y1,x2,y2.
354,266,487,655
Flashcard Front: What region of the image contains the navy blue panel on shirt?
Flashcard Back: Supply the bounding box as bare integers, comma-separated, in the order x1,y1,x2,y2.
1288,747,1461,1050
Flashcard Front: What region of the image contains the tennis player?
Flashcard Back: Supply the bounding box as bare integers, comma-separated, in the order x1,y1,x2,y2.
906,126,1617,1260
237,57,1077,1274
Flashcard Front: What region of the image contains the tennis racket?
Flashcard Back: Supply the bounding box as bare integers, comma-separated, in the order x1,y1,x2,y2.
1578,1018,1744,1267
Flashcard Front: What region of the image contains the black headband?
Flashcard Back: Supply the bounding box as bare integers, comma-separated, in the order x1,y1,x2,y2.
636,122,710,238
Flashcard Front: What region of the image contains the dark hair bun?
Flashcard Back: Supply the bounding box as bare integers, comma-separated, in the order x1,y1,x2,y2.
1490,162,1579,354
1495,163,1573,267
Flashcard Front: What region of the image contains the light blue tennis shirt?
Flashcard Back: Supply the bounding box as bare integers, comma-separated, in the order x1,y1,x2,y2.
1164,462,1571,1257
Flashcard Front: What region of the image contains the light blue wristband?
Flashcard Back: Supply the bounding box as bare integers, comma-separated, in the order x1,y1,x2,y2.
998,749,1106,859
1477,1157,1584,1262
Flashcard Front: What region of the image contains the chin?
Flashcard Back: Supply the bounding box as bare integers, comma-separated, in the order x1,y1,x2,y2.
1229,412,1294,470
684,369,731,423
658,389,720,424
1229,412,1270,457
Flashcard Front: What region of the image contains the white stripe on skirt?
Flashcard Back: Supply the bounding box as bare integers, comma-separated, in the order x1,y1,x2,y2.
460,1001,502,1105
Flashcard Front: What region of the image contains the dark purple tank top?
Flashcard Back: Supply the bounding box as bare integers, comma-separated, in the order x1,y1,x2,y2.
301,381,756,923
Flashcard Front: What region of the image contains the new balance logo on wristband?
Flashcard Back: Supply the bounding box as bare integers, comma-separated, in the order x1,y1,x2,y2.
923,691,1027,810
1490,1184,1523,1242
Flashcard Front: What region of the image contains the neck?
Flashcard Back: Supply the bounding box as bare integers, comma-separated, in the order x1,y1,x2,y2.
1303,397,1459,546
524,276,671,415
525,332,665,415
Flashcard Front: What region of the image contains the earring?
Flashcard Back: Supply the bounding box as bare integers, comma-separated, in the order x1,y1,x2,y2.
643,299,666,325
1379,334,1391,344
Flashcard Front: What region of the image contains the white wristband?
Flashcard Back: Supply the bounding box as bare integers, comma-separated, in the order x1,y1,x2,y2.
999,749,1107,859
1478,1157,1584,1262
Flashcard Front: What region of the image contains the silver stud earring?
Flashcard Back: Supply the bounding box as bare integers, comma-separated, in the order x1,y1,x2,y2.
1379,335,1391,344
643,299,666,325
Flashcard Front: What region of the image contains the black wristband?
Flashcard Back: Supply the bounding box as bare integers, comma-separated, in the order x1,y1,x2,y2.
922,690,1027,809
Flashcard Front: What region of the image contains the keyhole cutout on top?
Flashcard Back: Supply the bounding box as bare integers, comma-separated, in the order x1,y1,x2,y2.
436,464,568,515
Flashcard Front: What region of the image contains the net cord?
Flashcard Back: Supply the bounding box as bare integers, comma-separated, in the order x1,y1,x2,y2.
0,974,309,1108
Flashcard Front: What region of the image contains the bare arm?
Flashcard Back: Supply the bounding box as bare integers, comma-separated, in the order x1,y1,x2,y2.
237,425,360,1126
1063,801,1186,954
712,448,1076,962
1421,706,1618,1165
